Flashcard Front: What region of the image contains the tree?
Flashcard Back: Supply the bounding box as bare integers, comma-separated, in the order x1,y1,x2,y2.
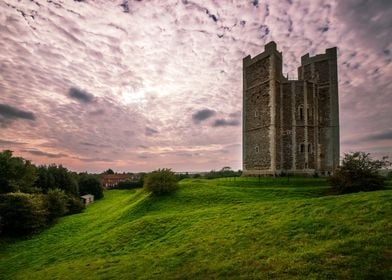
79,174,104,199
103,168,114,174
143,168,178,195
328,152,390,194
0,150,38,193
35,164,78,196
117,179,143,189
46,189,68,222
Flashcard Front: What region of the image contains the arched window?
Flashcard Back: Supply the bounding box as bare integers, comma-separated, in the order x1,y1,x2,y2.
308,143,312,154
255,145,260,153
299,144,305,153
254,110,258,118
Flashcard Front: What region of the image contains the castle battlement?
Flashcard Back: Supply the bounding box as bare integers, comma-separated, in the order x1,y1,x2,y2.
301,47,337,65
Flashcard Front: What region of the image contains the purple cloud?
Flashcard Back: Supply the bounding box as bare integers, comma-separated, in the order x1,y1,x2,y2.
0,0,390,172
212,119,240,127
68,87,94,103
192,109,216,123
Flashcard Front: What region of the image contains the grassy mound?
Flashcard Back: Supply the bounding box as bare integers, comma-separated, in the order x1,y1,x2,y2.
1,178,391,279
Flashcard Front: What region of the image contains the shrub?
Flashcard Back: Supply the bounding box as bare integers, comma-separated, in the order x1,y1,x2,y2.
0,193,47,236
79,174,104,199
203,168,242,179
117,179,143,189
143,168,178,195
46,189,68,222
328,152,389,194
66,196,85,214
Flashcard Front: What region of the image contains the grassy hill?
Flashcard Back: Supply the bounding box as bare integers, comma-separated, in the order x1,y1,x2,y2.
1,178,391,279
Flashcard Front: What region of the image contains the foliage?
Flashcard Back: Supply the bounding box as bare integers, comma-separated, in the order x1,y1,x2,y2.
0,178,391,279
116,179,143,189
102,168,114,174
143,168,178,195
328,152,390,194
0,193,47,236
35,164,78,196
0,150,89,237
0,150,38,193
66,196,85,215
176,172,190,180
204,167,242,179
46,189,68,222
79,174,104,199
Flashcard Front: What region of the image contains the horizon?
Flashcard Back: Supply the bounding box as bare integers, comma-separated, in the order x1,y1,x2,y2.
1,0,391,173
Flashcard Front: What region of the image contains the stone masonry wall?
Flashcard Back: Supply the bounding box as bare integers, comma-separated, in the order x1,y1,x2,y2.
243,42,339,175
281,82,293,170
243,56,271,171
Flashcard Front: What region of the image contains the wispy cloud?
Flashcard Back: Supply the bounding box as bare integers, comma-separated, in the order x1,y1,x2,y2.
0,139,26,146
212,119,240,127
0,0,390,171
145,127,159,136
22,149,67,158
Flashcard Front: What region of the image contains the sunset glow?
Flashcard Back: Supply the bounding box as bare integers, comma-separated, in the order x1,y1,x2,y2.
0,0,391,172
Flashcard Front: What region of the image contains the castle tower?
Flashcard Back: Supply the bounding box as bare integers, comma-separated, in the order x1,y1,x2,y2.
243,42,339,176
298,48,340,173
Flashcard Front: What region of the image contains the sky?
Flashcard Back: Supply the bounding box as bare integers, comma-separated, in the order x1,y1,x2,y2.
0,0,391,173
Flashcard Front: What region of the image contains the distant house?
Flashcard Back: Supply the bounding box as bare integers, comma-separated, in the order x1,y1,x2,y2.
100,174,138,188
81,194,94,205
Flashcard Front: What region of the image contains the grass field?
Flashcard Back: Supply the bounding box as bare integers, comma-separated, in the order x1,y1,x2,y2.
1,177,391,279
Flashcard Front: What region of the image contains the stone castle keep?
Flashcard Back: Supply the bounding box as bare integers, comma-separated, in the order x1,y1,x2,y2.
243,42,339,176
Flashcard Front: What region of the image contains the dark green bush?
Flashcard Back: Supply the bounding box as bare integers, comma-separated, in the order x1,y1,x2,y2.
328,152,388,194
143,168,178,195
0,193,47,236
117,179,143,189
66,196,85,214
46,189,68,222
79,175,104,199
204,168,242,179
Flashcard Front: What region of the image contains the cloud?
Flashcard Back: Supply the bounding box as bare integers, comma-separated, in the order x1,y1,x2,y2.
68,87,94,103
0,0,391,171
0,104,36,126
120,1,129,13
229,111,241,118
145,127,159,136
192,109,216,123
77,156,112,162
0,139,26,146
23,149,67,158
362,130,392,142
79,142,111,148
335,0,392,52
212,119,240,127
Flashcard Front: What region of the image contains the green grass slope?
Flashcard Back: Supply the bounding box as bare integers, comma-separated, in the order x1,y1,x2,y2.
1,178,391,279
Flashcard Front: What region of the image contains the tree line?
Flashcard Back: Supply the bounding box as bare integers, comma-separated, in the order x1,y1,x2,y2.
0,150,103,237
